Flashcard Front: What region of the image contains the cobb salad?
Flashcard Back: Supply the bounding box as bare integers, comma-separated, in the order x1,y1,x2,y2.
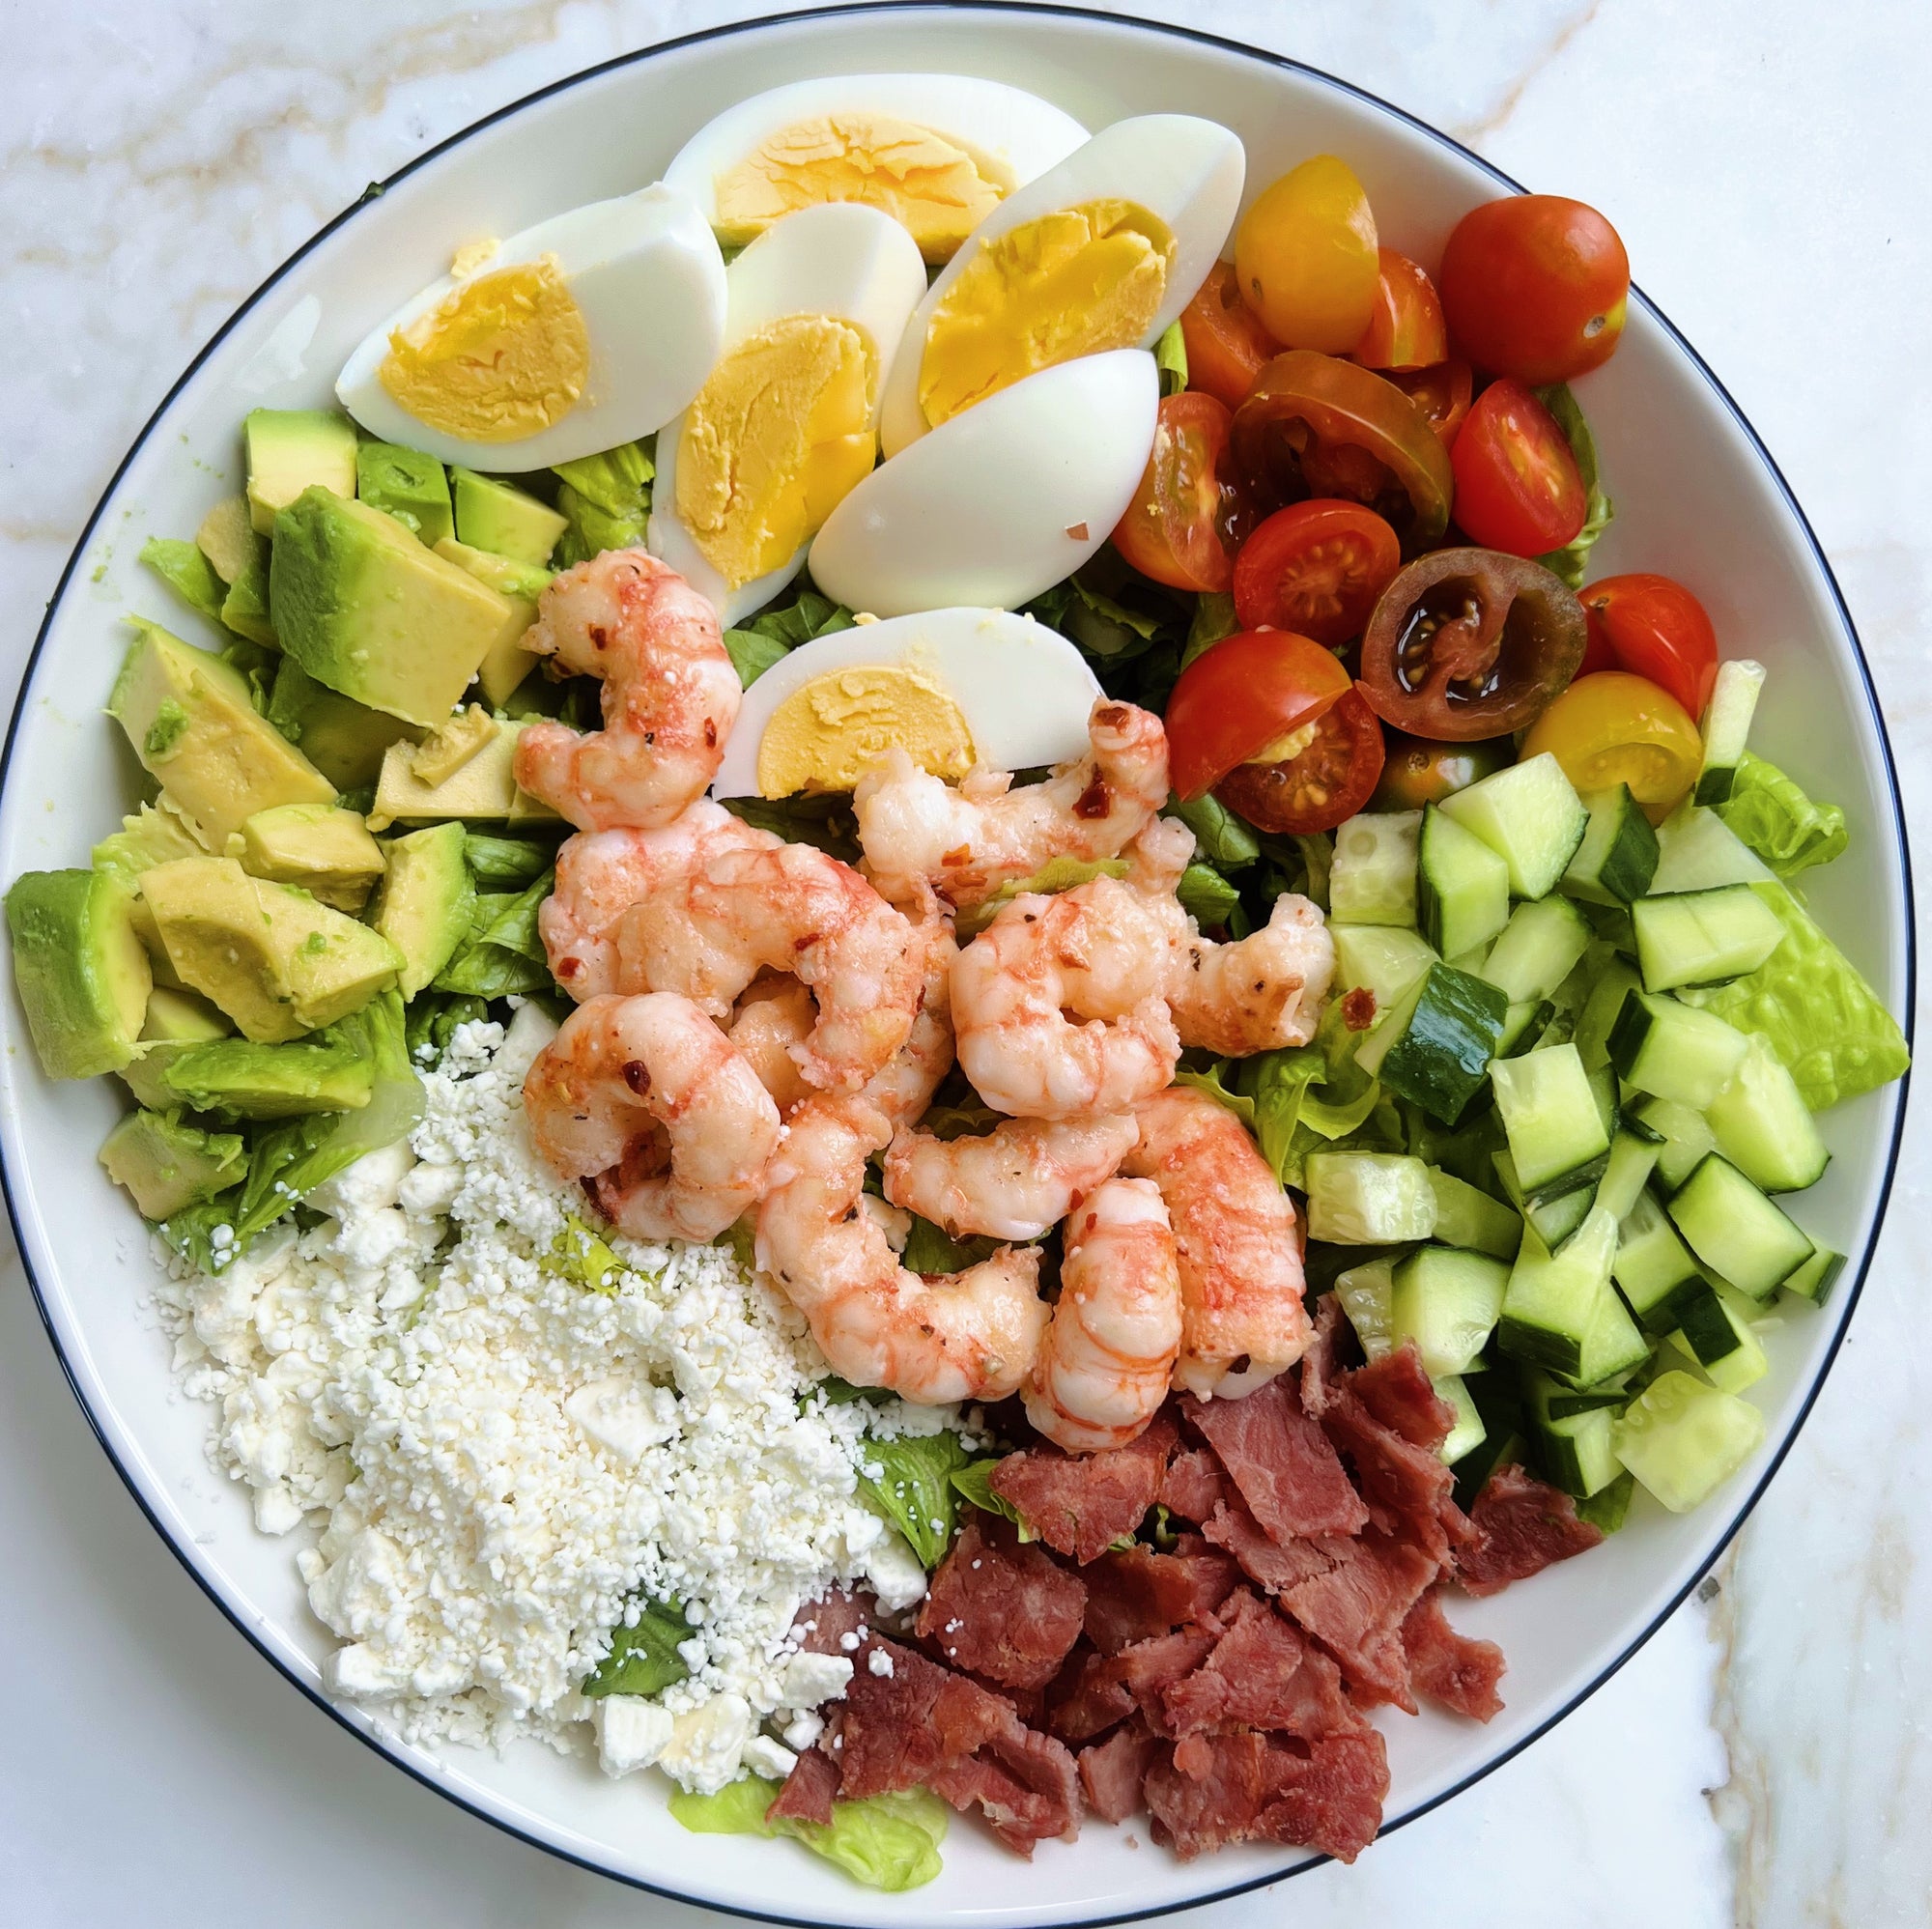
7,70,1910,1890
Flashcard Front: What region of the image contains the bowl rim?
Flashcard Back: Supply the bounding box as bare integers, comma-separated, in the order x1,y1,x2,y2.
0,4,1914,1921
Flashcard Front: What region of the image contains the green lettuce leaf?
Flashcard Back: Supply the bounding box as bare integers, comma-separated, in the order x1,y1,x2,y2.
464,833,555,888
1531,383,1613,588
1714,752,1849,877
854,1430,972,1568
949,1459,1033,1538
720,793,859,863
669,1777,947,1891
1174,1062,1256,1127
952,854,1130,940
899,1214,1000,1275
582,1596,692,1697
1176,861,1240,928
431,871,556,995
404,991,488,1064
140,536,228,623
1167,796,1259,869
722,587,856,687
552,440,654,566
1179,591,1238,672
724,627,792,688
1154,320,1189,396
668,1773,779,1835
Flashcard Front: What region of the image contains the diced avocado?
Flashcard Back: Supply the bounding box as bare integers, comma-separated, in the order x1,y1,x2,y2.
152,1030,377,1119
265,657,420,792
94,802,207,993
451,468,567,565
245,408,357,535
269,488,519,727
140,537,228,625
99,1109,246,1219
232,803,386,913
355,440,453,547
107,620,334,846
367,722,560,830
434,536,548,707
141,856,402,1042
195,496,259,586
120,985,235,1109
6,868,152,1078
411,706,499,786
372,822,477,998
220,544,278,646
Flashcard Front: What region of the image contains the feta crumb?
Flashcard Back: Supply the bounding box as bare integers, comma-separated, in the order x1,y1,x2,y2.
857,1193,912,1255
867,1648,895,1678
659,1694,753,1795
781,1711,825,1753
861,1529,929,1612
838,1631,861,1654
742,1734,799,1781
779,1652,853,1709
595,1696,675,1778
306,1141,415,1221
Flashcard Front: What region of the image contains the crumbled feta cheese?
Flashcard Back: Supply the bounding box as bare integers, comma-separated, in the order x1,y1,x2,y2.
743,1734,799,1781
396,1158,463,1218
779,1651,853,1709
867,1648,895,1678
861,1529,929,1612
781,1710,825,1753
659,1693,753,1795
858,1193,912,1255
306,1141,416,1221
563,1376,679,1462
595,1696,675,1777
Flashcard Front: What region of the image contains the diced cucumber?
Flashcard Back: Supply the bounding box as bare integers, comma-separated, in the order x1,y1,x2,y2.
1332,924,1437,1021
1671,1274,1746,1368
1629,1094,1719,1192
1496,998,1556,1057
1589,1062,1619,1137
1650,802,1774,894
1595,1129,1660,1225
1390,1246,1510,1376
1562,784,1660,904
1781,1244,1846,1307
1435,1374,1487,1465
1304,1152,1438,1244
1608,991,1749,1108
1418,805,1511,958
1352,975,1422,1078
1632,885,1786,992
1491,1043,1611,1199
1497,1206,1619,1378
1480,895,1593,1004
1427,1168,1521,1260
1693,658,1767,806
1371,963,1508,1127
1331,1259,1397,1362
1329,811,1420,926
1667,1284,1769,1395
1611,1186,1708,1332
1493,1148,1596,1251
1611,1369,1764,1513
1572,1267,1653,1388
1437,752,1588,899
1525,1368,1624,1496
1574,957,1641,1072
1704,1034,1830,1193
1666,1154,1815,1299
1576,1471,1636,1533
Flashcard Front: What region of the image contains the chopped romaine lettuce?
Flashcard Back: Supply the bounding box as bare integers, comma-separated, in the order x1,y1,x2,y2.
1531,384,1613,587
953,854,1130,939
853,1429,971,1568
1167,796,1259,869
582,1596,692,1697
552,440,653,566
1715,752,1849,876
669,1776,947,1891
949,1458,1033,1538
1176,861,1240,928
1154,320,1188,396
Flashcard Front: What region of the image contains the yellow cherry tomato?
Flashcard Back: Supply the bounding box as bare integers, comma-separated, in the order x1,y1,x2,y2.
1234,156,1379,354
1521,671,1704,820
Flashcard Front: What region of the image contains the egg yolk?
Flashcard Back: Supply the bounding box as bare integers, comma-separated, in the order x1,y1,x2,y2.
379,255,589,443
713,113,1013,263
918,200,1176,428
676,316,876,589
758,665,977,797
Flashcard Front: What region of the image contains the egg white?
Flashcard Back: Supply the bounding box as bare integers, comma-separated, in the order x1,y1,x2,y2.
712,608,1103,799
648,202,927,627
877,115,1246,457
335,184,725,472
808,349,1160,619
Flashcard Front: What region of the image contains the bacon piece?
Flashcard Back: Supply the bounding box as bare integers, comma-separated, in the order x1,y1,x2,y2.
1201,1499,1336,1595
1048,1625,1220,1743
929,1721,1082,1857
1277,1528,1437,1715
1349,1341,1457,1452
1144,1727,1388,1863
1401,1586,1505,1720
1158,1446,1235,1523
989,1412,1179,1564
1080,1544,1240,1656
1253,1728,1390,1864
1320,1380,1469,1565
1161,1590,1362,1740
1078,1717,1157,1824
1456,1462,1605,1597
1182,1379,1368,1542
789,1588,873,1656
918,1514,1087,1689
1297,1291,1354,1419
767,1745,840,1825
834,1637,1017,1798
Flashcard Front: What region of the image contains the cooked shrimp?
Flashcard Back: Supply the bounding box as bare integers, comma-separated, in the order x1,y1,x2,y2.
1164,892,1335,1056
523,992,781,1243
1023,1177,1182,1453
514,549,740,833
883,1113,1139,1242
617,841,927,1092
1122,1086,1311,1398
726,975,817,1117
853,698,1170,908
540,802,778,1001
951,875,1179,1119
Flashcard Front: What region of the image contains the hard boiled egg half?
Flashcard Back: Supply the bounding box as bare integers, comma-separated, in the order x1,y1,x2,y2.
648,201,926,626
336,184,724,470
663,73,1089,264
712,609,1102,800
878,114,1246,457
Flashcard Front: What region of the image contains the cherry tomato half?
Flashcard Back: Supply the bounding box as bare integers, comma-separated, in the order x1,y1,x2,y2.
1164,628,1354,800
1232,500,1401,648
1359,547,1587,741
1439,195,1630,384
1235,156,1379,354
1451,379,1587,555
1579,573,1719,721
1352,250,1448,373
1229,350,1455,555
1388,359,1473,448
1214,687,1386,835
1110,392,1235,593
1369,729,1515,810
1179,261,1281,411
1520,670,1703,819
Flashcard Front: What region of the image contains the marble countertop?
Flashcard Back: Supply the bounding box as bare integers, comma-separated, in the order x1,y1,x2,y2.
2,3,1926,1924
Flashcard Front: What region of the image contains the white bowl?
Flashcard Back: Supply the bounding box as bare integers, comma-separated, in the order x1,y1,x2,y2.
0,8,1912,1924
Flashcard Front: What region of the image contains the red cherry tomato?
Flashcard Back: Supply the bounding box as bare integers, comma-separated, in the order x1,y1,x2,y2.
1179,260,1281,410
1579,573,1719,720
1439,195,1630,384
1164,629,1354,800
1110,391,1235,593
1214,687,1386,834
1450,379,1587,555
1352,250,1448,372
1388,359,1473,447
1232,500,1401,648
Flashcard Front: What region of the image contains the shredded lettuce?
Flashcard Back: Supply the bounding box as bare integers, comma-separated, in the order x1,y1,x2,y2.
1715,752,1849,877
552,440,654,566
582,1596,692,1697
853,1430,971,1568
1167,796,1259,869
949,1458,1033,1538
952,854,1130,940
669,1776,947,1891
1531,383,1613,588
1176,861,1240,928
1153,320,1188,396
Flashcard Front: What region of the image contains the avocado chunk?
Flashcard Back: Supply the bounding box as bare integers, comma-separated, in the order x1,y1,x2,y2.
451,468,567,566
266,658,420,792
153,1028,377,1119
356,440,453,548
120,984,234,1109
139,537,228,626
141,856,402,1042
245,408,357,535
107,620,334,846
195,496,259,586
95,802,207,992
435,537,549,706
6,867,153,1078
367,722,560,830
369,822,476,999
269,488,518,727
411,706,499,786
99,1109,247,1219
233,803,386,913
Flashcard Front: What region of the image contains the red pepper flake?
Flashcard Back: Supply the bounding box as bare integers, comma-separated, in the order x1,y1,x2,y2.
1341,986,1378,1032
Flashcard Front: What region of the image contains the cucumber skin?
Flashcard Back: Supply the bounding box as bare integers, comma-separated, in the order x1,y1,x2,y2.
1378,964,1509,1128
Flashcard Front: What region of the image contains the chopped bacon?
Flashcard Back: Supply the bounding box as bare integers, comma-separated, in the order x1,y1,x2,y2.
1457,1462,1605,1597
1401,1586,1505,1721
767,1745,840,1826
1277,1529,1438,1715
1297,1292,1355,1420
1254,1728,1390,1864
1319,1380,1470,1566
1080,1544,1239,1656
1162,1591,1362,1741
833,1637,1017,1798
1048,1625,1221,1743
919,1514,1087,1689
1158,1446,1236,1523
1182,1379,1369,1543
1144,1726,1388,1863
1201,1499,1337,1595
789,1588,872,1657
930,1721,1082,1857
1079,1717,1158,1824
990,1412,1179,1564
1349,1342,1457,1452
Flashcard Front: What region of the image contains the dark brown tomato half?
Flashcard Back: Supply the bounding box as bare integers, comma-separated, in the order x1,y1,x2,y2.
1358,547,1588,741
